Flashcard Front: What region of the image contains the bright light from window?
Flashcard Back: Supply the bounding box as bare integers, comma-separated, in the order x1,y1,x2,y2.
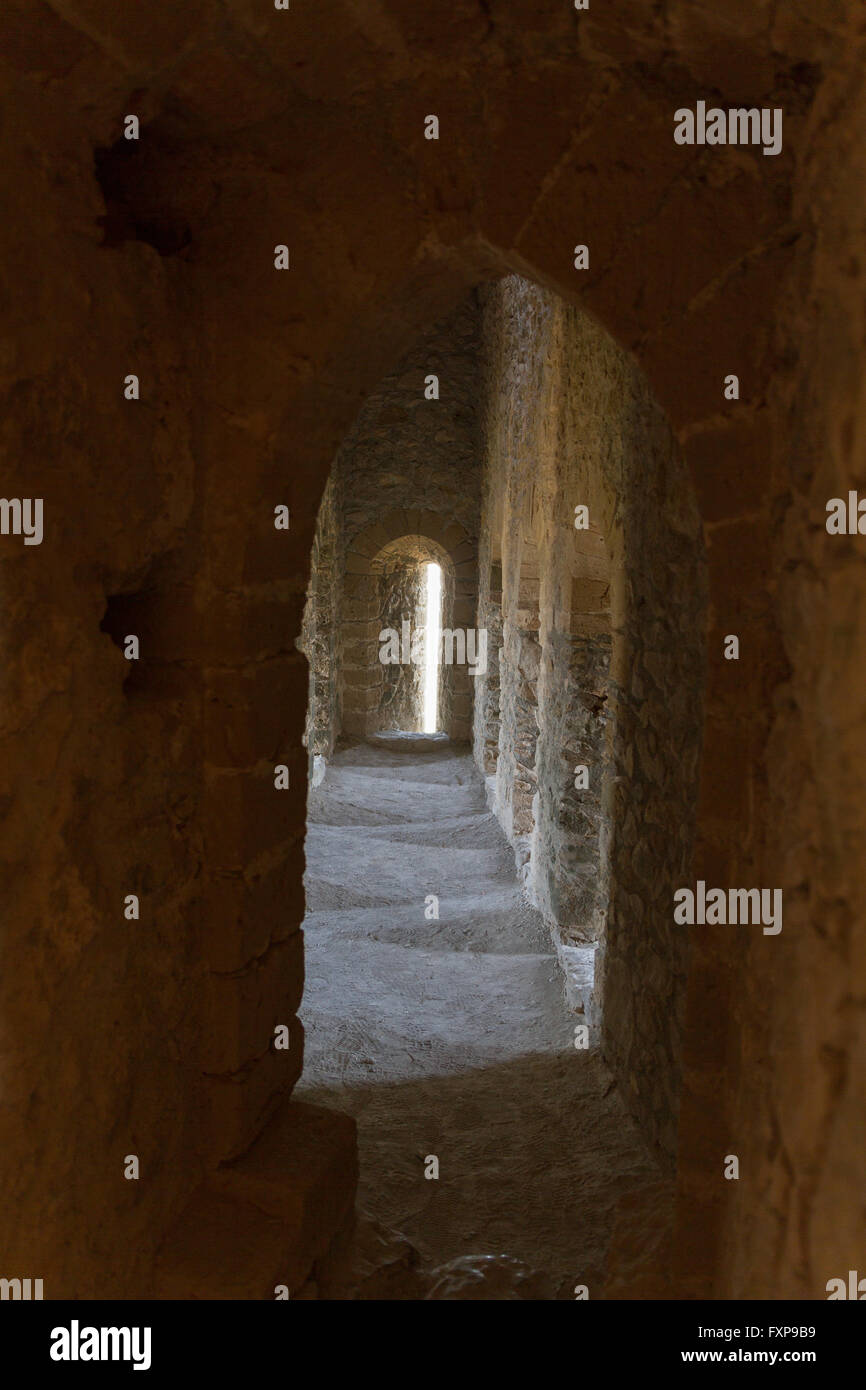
423,562,441,733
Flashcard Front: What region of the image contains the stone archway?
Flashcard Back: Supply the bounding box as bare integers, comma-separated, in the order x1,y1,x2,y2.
2,0,863,1305
341,512,477,743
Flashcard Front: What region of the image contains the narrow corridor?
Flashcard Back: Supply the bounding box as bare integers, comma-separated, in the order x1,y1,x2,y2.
2,0,860,1311
298,736,662,1298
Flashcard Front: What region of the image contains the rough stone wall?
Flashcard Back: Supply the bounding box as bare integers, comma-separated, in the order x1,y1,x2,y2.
300,475,341,774
547,630,612,942
700,29,866,1301
513,590,542,846
476,278,707,1161
550,532,615,943
475,562,503,775
336,296,482,551
0,72,204,1297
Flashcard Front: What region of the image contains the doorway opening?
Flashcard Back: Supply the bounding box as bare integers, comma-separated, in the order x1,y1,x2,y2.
423,561,442,734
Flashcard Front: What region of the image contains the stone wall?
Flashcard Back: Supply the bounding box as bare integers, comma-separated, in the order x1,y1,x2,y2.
475,277,707,1162
476,562,503,775
0,71,205,1297
300,475,341,775
338,296,482,551
548,629,612,942
702,34,866,1300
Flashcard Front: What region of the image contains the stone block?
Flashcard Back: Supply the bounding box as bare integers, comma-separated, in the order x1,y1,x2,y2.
204,847,304,973
204,1018,305,1163
202,932,305,1074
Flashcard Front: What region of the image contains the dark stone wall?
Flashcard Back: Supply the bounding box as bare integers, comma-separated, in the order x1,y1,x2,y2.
300,475,342,772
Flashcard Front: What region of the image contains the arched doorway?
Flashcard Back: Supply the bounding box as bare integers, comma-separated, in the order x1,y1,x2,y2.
295,275,705,1294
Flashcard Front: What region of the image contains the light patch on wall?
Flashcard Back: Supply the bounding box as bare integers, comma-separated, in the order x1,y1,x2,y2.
423,561,442,733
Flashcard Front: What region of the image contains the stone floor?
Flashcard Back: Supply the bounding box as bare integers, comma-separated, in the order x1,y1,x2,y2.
297,736,663,1298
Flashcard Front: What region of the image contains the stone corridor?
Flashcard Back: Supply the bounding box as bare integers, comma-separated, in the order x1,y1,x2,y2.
299,736,659,1298
2,0,865,1308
